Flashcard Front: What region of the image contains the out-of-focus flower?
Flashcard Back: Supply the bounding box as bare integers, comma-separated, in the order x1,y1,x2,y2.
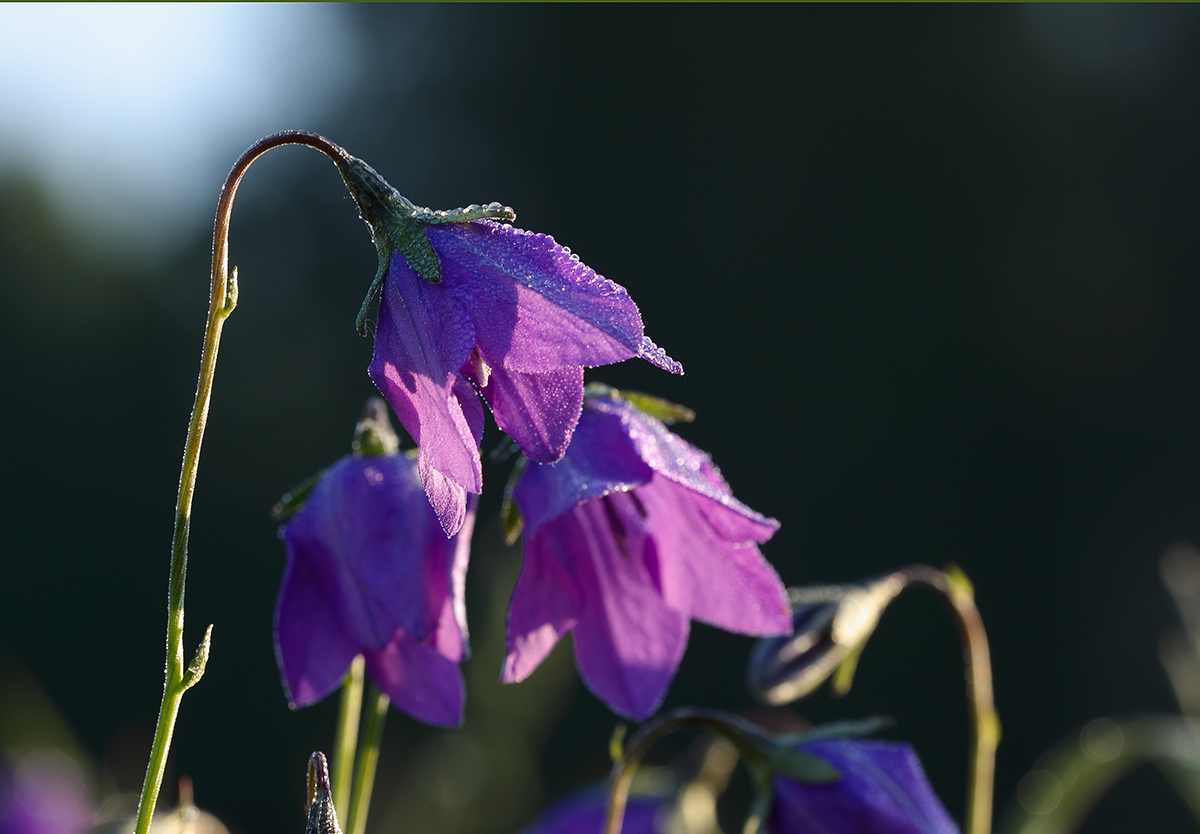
274,403,474,726
338,153,681,536
768,740,959,834
0,752,93,834
504,392,791,720
520,792,665,834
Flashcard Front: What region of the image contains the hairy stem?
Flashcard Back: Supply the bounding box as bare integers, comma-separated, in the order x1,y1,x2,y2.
133,131,353,834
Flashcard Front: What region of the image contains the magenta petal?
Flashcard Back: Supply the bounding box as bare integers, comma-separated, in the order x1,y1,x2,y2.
638,335,683,375
370,252,483,533
475,361,584,464
428,222,646,373
503,531,583,683
636,477,791,636
594,398,779,536
429,495,476,662
543,501,691,720
274,549,359,708
364,630,465,727
512,405,653,532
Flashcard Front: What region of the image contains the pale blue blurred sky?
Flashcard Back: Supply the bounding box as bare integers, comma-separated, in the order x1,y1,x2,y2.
0,4,362,258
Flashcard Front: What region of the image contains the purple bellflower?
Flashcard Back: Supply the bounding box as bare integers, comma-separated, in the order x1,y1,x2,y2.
769,740,959,834
337,154,681,537
503,390,792,720
520,791,665,834
274,401,473,726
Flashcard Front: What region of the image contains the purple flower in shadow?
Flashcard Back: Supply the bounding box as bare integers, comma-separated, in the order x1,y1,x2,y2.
369,220,682,537
504,393,792,720
0,753,93,834
520,791,665,834
769,740,959,834
274,449,474,726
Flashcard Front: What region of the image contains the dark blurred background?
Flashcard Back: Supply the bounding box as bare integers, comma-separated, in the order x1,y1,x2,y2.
2,5,1200,833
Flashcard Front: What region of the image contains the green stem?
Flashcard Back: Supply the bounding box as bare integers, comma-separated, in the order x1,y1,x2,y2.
333,655,366,819
133,131,353,834
346,686,389,834
604,709,771,834
903,566,999,834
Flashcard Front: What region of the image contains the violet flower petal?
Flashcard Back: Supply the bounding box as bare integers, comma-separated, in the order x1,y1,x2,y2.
520,791,665,834
503,531,583,683
274,547,361,708
369,253,483,534
429,221,647,372
473,360,585,464
544,498,691,720
594,398,778,536
282,455,445,649
635,475,792,636
770,740,959,834
512,405,653,532
428,494,476,662
364,629,466,727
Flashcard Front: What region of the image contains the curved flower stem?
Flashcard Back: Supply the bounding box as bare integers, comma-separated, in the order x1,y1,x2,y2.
604,708,771,834
901,565,999,834
333,655,366,820
133,131,353,834
346,686,389,834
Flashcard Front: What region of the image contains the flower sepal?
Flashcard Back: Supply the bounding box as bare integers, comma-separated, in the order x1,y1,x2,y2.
334,153,515,331
584,382,696,425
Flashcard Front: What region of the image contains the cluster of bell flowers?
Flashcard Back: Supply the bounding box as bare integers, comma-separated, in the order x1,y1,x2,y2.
265,145,960,834
272,169,793,722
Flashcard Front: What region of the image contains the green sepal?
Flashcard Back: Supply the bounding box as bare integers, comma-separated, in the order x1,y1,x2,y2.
584,382,695,424
619,391,696,425
180,624,213,691
756,743,840,784
335,152,515,309
500,456,528,545
782,716,895,744
272,472,323,523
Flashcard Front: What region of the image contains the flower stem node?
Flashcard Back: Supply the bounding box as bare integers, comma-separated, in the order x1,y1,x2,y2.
180,624,213,692
336,152,515,331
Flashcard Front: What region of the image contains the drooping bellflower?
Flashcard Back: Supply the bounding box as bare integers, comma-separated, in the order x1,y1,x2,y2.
768,740,959,834
273,401,473,726
504,390,792,720
336,154,682,536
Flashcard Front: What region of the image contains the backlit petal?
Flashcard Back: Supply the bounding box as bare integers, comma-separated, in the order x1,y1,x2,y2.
513,405,652,533
470,359,584,464
370,252,483,534
503,530,583,683
635,476,791,636
543,501,690,720
429,221,645,372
